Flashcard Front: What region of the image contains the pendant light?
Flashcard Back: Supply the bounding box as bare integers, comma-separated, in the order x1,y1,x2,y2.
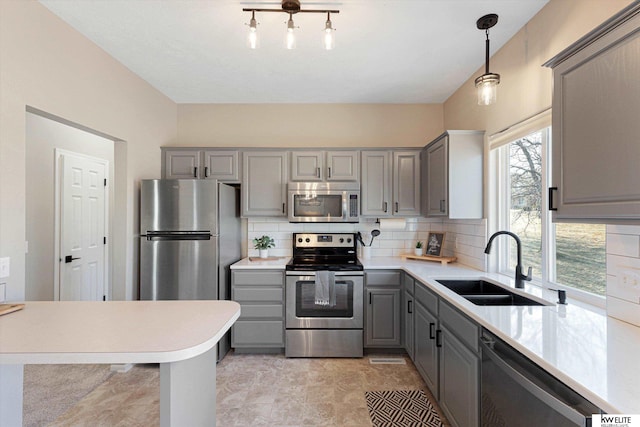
323,12,336,50
247,10,259,49
475,14,500,106
286,13,297,50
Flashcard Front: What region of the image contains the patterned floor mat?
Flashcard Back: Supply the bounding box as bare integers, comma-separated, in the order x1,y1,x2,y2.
365,389,445,426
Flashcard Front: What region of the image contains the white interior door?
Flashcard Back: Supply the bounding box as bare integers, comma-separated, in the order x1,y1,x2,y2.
59,153,107,301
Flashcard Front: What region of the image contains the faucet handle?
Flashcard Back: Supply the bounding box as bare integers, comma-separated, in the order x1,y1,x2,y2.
524,266,532,281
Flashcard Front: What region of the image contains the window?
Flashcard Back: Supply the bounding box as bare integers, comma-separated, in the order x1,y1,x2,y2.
493,123,606,303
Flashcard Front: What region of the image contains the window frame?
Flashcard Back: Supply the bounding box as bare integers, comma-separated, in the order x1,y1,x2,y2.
489,111,606,308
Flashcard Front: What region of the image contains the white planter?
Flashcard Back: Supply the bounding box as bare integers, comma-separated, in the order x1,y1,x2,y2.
414,248,424,256
259,249,269,259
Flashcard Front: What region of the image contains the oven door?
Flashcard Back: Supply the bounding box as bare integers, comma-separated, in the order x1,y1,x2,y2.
286,273,363,329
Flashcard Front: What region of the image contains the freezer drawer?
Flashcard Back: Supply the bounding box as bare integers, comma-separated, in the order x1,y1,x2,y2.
140,236,218,300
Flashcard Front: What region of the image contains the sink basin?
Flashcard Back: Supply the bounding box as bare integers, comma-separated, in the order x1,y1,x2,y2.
435,279,546,306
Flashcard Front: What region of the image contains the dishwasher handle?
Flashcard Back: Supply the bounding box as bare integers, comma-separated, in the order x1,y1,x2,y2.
481,339,588,425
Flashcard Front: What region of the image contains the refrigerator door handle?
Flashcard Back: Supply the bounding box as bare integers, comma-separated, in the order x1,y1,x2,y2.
146,233,211,241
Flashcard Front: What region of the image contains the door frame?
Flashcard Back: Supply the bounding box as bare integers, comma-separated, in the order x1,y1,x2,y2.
54,148,111,301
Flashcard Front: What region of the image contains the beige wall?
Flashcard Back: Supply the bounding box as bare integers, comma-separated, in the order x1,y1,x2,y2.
0,2,177,302
443,0,632,135
177,104,444,148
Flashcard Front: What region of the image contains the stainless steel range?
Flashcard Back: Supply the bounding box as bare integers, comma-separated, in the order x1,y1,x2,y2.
285,233,364,358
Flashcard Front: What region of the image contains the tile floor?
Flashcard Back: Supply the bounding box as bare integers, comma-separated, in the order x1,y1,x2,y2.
47,352,450,426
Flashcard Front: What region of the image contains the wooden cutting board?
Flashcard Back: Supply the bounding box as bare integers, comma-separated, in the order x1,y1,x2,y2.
0,303,25,316
401,254,457,265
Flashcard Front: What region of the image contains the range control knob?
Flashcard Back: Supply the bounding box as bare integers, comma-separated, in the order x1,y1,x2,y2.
347,238,352,243
298,238,303,243
339,238,344,243
305,238,311,243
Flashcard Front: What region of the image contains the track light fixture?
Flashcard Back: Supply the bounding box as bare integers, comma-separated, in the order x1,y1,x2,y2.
475,13,500,106
243,0,339,50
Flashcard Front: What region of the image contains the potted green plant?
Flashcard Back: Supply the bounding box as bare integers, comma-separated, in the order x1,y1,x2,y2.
253,235,275,258
414,241,424,256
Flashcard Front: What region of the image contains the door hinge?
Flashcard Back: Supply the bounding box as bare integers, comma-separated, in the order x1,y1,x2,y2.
104,178,107,187
103,236,107,245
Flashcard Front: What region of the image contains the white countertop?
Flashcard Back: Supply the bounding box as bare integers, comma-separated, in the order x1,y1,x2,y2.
230,256,290,269
0,301,241,364
232,255,640,414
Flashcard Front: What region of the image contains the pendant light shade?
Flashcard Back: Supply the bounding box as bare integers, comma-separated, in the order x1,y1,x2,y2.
247,11,259,49
286,13,297,49
475,14,500,106
323,12,336,50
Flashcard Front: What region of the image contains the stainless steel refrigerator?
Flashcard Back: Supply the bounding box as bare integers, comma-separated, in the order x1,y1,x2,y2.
139,179,241,360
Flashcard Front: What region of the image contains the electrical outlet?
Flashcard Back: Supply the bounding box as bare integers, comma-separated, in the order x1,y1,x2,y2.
0,257,9,279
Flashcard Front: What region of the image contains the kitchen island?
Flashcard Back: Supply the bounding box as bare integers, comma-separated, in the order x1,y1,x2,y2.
0,300,240,427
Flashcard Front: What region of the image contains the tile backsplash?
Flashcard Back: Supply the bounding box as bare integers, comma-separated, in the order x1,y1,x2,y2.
606,224,640,327
247,217,487,271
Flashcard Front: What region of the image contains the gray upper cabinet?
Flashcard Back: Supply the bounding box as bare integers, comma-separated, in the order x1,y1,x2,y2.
163,149,202,179
242,151,288,217
544,5,640,221
290,150,359,182
163,148,240,182
326,151,359,181
422,131,483,219
361,149,421,217
203,150,240,182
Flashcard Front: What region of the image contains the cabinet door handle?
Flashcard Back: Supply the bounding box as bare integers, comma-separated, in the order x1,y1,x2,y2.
369,293,372,305
395,202,399,213
407,300,413,314
204,167,209,178
194,167,198,178
282,203,286,214
436,329,442,348
429,322,435,340
384,202,388,213
548,187,558,211
328,167,332,178
440,199,445,213
317,167,321,178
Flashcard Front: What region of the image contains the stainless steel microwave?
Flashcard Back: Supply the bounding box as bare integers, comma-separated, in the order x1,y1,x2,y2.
287,182,360,223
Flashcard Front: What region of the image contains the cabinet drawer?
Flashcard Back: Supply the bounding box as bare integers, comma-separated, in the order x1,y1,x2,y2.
439,301,479,353
233,286,283,302
366,270,402,287
239,303,283,319
232,270,283,286
232,320,284,346
415,282,438,315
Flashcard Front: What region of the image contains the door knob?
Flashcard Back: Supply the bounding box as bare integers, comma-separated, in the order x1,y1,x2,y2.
65,255,81,263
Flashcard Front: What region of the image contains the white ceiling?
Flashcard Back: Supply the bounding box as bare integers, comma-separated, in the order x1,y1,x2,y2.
40,0,549,103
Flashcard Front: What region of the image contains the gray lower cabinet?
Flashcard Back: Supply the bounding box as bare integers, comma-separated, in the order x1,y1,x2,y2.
231,270,284,349
242,151,288,217
414,299,439,396
403,274,415,360
413,281,480,427
365,270,402,347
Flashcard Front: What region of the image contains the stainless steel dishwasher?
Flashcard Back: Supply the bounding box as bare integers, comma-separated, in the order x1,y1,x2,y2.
480,330,601,426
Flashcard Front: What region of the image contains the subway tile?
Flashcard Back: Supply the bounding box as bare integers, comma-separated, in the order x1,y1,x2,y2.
607,224,640,235
607,233,640,258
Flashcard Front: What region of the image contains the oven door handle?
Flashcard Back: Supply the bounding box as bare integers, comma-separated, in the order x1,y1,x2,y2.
481,340,587,424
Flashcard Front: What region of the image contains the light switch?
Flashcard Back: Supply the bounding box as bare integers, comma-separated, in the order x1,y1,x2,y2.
0,257,9,279
0,283,5,303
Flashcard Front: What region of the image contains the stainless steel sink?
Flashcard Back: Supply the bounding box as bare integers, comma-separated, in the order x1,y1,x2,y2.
435,279,546,306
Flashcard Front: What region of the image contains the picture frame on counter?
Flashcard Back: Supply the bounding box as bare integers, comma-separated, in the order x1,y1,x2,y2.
426,232,445,257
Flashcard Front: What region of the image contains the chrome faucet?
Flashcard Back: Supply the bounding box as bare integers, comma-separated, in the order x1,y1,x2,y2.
484,231,532,289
